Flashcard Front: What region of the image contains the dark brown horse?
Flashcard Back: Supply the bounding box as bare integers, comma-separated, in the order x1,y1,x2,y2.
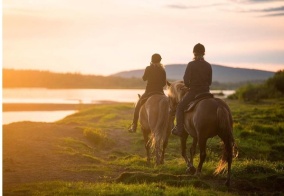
167,81,236,187
139,94,172,165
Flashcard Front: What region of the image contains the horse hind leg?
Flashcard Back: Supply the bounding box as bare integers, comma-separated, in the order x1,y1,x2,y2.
160,139,168,165
155,142,161,165
142,128,151,165
177,131,197,175
186,137,197,175
153,134,163,166
180,134,192,173
196,138,208,176
160,128,171,165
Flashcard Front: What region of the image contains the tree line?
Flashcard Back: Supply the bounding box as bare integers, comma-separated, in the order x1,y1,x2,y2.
3,69,145,89
3,68,265,90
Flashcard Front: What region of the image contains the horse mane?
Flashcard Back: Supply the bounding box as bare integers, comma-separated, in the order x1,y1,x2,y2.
168,80,187,102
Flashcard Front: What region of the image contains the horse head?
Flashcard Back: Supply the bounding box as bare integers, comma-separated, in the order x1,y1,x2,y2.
167,81,188,112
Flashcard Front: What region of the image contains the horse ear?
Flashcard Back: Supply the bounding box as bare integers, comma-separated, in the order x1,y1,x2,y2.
166,81,171,87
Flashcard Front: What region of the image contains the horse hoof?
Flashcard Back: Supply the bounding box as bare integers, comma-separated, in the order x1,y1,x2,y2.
186,166,196,175
225,180,230,187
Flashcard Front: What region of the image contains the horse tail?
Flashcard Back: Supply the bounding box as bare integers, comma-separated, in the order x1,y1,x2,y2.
150,97,169,156
215,105,235,175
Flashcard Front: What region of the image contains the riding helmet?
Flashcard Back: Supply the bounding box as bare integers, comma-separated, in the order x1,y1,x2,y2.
193,43,205,54
151,53,162,63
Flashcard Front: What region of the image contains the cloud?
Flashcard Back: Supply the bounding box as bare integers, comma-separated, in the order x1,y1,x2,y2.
247,5,284,16
230,0,284,17
231,0,284,17
261,6,284,12
231,0,284,3
166,1,284,17
166,3,225,10
246,0,284,2
262,12,284,16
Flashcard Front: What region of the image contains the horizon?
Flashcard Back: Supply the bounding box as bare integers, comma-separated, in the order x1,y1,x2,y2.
2,63,277,77
3,0,284,76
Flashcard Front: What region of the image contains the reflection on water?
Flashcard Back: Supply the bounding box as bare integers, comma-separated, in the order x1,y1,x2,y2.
3,88,234,104
2,88,235,124
3,88,145,104
2,111,77,125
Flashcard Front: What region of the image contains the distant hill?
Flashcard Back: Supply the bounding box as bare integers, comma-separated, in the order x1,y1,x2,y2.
112,64,275,83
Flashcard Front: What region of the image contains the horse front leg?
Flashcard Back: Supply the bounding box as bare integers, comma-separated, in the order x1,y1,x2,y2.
180,134,190,170
196,138,207,176
186,137,197,175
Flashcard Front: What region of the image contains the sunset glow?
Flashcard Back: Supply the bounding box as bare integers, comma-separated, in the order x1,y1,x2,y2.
3,0,284,75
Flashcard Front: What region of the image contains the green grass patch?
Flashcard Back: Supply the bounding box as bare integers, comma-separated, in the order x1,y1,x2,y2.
4,100,284,195
83,127,114,148
4,181,235,196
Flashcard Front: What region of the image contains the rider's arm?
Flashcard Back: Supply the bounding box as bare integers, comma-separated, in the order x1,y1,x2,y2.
142,66,150,81
183,63,192,88
208,64,212,86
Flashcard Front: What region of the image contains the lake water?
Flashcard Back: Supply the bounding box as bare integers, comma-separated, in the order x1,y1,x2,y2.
2,88,235,124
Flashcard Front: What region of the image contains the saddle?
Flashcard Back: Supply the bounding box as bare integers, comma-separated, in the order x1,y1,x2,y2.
184,92,214,113
139,91,165,105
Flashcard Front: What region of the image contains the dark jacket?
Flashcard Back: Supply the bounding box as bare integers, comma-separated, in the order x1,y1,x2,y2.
183,59,212,92
142,64,166,93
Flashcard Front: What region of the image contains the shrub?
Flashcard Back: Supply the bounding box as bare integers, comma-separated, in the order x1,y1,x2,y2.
83,128,114,149
233,84,268,102
267,70,284,94
229,69,284,101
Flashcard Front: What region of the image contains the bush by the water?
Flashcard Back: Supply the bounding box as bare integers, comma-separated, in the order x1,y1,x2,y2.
228,69,284,102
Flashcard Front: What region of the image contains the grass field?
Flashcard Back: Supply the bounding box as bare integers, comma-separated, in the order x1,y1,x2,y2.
3,99,284,195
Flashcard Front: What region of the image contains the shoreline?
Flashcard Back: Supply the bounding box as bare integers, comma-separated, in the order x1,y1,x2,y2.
3,101,120,112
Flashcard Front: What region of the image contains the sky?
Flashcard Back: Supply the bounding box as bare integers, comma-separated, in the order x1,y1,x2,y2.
3,0,284,76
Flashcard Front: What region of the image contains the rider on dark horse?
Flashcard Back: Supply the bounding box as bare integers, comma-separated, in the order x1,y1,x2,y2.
128,53,167,133
171,43,212,137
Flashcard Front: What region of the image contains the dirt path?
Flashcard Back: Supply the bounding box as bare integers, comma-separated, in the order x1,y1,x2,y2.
3,121,138,189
